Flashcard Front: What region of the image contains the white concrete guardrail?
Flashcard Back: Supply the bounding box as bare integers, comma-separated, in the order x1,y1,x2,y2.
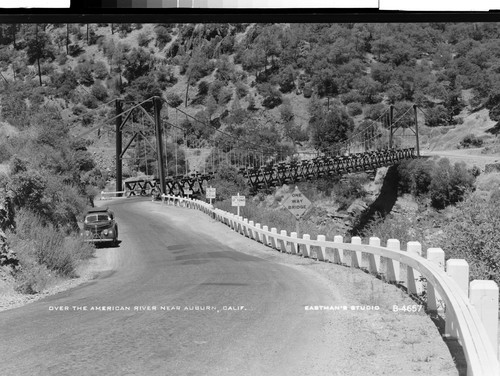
159,194,500,376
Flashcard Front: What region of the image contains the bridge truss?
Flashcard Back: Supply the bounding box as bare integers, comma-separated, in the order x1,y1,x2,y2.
82,96,421,197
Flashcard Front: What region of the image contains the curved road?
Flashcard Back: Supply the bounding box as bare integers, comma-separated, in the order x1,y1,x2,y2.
0,198,343,376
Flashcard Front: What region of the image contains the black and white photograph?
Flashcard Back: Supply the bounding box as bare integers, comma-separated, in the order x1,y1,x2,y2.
0,12,499,376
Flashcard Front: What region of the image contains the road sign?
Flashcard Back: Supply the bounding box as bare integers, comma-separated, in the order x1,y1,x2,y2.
282,186,311,219
184,189,193,197
206,187,216,199
231,194,246,207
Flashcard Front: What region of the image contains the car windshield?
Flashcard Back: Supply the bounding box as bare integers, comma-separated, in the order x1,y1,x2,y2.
85,214,110,223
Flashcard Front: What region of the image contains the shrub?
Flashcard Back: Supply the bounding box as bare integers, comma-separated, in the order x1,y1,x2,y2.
210,162,249,201
166,92,183,108
82,94,99,109
93,60,109,80
154,25,172,49
257,83,282,109
341,90,363,105
235,81,248,98
430,158,475,209
198,80,209,96
9,209,95,284
332,173,369,210
364,103,387,121
74,62,94,86
397,158,434,197
441,192,500,288
347,102,363,116
137,31,151,47
460,134,483,148
425,105,449,127
360,213,423,248
91,82,108,101
217,86,233,105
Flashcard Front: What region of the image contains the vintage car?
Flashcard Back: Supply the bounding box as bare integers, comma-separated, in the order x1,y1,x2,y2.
81,207,118,246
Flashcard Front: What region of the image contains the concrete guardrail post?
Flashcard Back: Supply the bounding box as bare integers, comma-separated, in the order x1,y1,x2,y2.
280,230,288,253
302,234,311,258
243,218,249,237
248,221,255,240
262,226,269,245
446,259,469,340
333,235,344,264
351,236,362,268
368,237,381,274
270,228,278,249
386,239,401,283
469,280,499,358
426,248,445,312
255,224,261,243
406,241,423,295
290,232,298,254
316,235,327,261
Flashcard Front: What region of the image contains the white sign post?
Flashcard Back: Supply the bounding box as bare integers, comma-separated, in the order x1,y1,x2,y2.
206,186,216,205
282,186,312,236
231,193,246,216
184,189,192,198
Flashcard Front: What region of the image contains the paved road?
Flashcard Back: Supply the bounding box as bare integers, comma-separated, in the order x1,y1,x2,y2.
0,198,340,376
421,148,499,170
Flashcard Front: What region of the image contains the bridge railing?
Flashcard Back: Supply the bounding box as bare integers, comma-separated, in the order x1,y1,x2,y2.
158,194,499,376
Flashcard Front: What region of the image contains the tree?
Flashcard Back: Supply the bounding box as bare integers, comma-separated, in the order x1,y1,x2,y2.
309,103,355,152
123,47,154,82
430,159,475,209
26,26,55,86
125,74,163,111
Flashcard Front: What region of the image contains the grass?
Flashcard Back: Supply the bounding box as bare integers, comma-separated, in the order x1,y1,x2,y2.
7,208,95,294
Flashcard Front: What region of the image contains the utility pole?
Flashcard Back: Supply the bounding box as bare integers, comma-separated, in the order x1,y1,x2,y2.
154,96,166,195
115,99,123,197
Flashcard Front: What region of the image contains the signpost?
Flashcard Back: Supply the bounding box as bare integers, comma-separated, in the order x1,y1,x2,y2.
231,193,246,216
206,186,216,205
184,189,193,198
282,186,312,236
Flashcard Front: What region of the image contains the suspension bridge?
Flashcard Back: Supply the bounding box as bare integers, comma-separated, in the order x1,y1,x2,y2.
78,96,421,198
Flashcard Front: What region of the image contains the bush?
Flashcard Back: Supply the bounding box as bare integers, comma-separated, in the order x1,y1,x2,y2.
441,192,500,288
198,81,209,96
82,94,99,109
235,81,248,98
460,134,483,148
332,173,369,210
210,162,249,201
154,25,172,49
217,86,233,105
341,90,363,105
93,60,109,80
430,158,475,209
9,209,95,286
347,102,363,116
166,92,183,108
91,82,108,101
360,213,423,248
425,105,450,127
364,103,387,121
397,158,434,196
257,83,282,109
137,31,151,47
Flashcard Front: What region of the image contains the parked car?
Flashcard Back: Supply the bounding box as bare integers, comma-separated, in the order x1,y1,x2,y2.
81,207,118,246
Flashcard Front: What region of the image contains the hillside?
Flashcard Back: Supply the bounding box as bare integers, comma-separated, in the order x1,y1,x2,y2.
1,23,500,177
